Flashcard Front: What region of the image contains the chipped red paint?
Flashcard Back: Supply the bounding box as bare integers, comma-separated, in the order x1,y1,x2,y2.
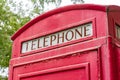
9,4,120,80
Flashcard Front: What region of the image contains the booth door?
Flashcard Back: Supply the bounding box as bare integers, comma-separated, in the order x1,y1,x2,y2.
19,50,99,80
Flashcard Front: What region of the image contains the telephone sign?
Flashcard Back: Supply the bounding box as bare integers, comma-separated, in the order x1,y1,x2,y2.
22,23,92,53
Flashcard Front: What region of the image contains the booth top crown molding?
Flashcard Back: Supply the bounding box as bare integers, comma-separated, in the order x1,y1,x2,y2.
11,4,120,41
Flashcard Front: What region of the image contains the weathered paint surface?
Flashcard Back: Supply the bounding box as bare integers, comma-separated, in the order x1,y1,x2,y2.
9,4,120,80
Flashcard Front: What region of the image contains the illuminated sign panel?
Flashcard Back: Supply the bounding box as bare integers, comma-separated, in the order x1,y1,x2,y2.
21,23,93,53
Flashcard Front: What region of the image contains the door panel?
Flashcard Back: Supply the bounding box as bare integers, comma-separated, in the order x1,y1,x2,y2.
20,63,89,80
17,50,98,80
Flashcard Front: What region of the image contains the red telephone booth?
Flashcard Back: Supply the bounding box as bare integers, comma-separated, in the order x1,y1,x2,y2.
9,4,120,80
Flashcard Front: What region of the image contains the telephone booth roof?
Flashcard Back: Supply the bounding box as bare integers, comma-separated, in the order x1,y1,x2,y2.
11,4,120,41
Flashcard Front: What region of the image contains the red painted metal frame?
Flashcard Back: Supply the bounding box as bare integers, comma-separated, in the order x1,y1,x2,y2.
107,8,120,80
9,4,120,80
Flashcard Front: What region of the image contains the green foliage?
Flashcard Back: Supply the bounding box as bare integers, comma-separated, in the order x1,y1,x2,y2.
8,0,62,18
0,76,7,80
0,0,30,68
0,1,30,79
31,0,62,12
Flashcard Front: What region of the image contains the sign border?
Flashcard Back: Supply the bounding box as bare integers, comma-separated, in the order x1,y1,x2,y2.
20,17,96,56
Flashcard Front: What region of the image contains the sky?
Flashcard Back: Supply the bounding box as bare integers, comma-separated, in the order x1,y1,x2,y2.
1,0,120,77
44,0,120,13
0,68,8,77
85,0,120,5
61,0,120,6
8,0,120,18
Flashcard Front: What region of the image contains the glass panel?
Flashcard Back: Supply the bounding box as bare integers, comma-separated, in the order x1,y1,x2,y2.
116,24,120,39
